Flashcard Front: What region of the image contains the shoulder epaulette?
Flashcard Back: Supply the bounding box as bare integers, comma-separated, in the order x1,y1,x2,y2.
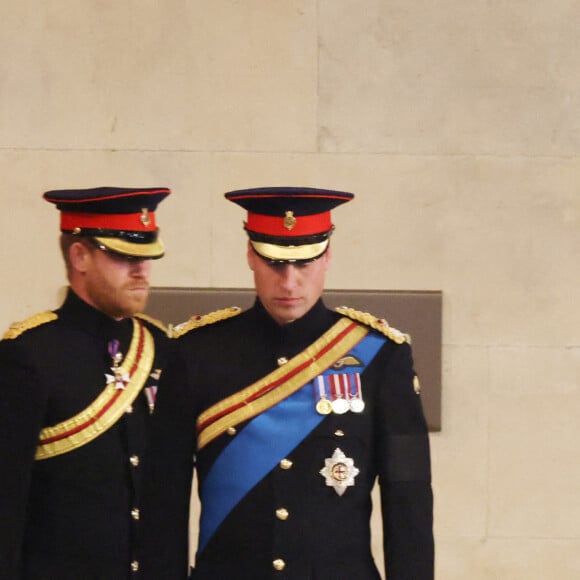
172,306,242,339
134,313,171,337
2,311,58,340
335,306,410,345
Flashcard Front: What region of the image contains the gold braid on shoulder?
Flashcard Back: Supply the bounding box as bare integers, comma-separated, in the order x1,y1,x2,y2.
172,307,242,338
2,311,58,340
134,313,172,337
334,306,410,345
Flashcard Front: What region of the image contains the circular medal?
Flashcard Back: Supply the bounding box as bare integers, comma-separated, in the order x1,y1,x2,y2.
316,398,333,415
349,398,365,413
331,398,349,414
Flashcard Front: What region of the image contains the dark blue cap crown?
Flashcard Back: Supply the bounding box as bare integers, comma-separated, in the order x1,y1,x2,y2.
225,186,354,217
44,186,171,259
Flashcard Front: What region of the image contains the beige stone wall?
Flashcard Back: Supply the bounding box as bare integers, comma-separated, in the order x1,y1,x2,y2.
2,1,579,578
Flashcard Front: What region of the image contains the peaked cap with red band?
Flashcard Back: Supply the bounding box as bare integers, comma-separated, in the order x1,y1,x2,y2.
225,186,354,263
43,186,171,259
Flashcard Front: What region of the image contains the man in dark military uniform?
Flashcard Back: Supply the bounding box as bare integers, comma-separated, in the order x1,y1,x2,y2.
0,187,172,579
143,187,434,580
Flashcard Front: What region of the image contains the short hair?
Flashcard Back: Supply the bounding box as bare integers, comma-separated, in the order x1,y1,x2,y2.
59,233,94,280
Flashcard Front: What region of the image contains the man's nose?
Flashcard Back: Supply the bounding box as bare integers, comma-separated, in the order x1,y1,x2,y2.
279,264,300,287
130,259,150,276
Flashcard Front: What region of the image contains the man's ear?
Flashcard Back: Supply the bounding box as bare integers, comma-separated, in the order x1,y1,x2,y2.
322,244,332,270
69,241,92,274
246,241,256,271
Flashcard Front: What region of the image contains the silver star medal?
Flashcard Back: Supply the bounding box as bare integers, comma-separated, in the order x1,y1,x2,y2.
319,448,360,496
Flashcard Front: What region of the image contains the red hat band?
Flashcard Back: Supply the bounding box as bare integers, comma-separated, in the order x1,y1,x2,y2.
60,210,157,233
245,211,332,237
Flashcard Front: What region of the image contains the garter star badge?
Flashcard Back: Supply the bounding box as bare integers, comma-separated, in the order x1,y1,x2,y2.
319,448,360,496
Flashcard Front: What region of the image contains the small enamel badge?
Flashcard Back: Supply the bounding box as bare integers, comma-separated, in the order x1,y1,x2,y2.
319,448,360,496
144,386,157,414
144,369,161,414
105,339,129,390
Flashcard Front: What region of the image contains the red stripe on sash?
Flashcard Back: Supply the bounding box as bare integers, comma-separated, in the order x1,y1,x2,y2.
196,321,359,434
39,322,145,444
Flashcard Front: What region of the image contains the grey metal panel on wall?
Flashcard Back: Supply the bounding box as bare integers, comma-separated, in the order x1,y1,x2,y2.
146,287,442,431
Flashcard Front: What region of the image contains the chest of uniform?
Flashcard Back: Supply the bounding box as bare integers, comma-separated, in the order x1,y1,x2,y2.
38,355,107,427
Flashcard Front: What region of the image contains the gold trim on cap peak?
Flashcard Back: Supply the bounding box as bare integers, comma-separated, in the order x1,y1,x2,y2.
94,236,165,259
250,239,329,262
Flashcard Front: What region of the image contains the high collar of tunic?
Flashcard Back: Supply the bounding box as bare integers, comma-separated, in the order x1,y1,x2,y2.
57,288,133,344
252,297,336,357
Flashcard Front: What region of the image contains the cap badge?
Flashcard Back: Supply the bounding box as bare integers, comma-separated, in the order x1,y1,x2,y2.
283,210,296,231
319,448,360,496
140,208,151,226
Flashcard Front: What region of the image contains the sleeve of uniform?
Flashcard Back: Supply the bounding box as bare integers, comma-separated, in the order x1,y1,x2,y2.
140,340,197,580
375,341,434,580
0,341,47,579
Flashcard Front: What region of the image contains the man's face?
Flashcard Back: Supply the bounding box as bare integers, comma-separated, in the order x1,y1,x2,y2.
247,243,331,325
73,242,152,319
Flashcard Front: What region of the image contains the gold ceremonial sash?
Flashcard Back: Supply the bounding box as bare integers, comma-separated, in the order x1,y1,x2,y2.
35,319,155,460
197,318,369,450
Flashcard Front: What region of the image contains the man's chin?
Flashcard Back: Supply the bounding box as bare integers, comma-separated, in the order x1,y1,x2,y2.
130,298,149,316
269,306,305,326
118,296,149,319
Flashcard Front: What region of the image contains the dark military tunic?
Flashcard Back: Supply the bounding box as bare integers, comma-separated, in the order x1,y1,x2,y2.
143,298,433,580
0,289,169,580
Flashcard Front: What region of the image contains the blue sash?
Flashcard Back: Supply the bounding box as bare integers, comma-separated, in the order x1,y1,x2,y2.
197,331,386,553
